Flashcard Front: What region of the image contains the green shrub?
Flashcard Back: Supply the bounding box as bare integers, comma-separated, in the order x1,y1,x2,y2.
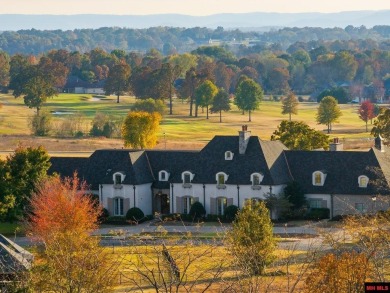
224,205,239,222
74,131,84,138
189,202,206,219
305,208,330,220
99,208,110,222
126,207,145,222
29,111,52,136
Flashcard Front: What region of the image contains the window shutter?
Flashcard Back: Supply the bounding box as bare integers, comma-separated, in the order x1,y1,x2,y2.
210,197,216,215
107,198,113,216
176,196,183,213
227,198,233,206
124,198,130,214
322,200,327,208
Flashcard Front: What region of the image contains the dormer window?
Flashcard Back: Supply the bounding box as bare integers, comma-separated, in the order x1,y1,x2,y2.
225,151,233,160
159,170,169,181
358,175,369,188
251,173,263,190
113,172,124,185
216,172,228,188
312,171,326,186
182,171,194,187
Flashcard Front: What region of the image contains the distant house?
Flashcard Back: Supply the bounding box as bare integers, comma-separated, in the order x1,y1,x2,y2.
0,234,33,283
49,126,390,219
63,76,105,95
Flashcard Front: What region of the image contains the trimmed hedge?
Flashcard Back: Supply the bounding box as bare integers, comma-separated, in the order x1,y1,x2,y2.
305,208,330,220
126,207,145,222
189,202,206,219
224,205,239,222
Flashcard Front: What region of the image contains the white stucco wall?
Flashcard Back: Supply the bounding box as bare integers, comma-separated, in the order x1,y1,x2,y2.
171,183,285,214
85,88,105,94
305,194,331,209
100,183,152,216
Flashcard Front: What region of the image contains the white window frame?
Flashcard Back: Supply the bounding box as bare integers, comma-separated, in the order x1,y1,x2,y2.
251,173,263,186
358,175,369,188
217,197,227,216
309,199,322,208
113,197,124,216
216,172,228,185
159,170,169,181
183,196,194,215
312,171,326,186
113,172,125,185
225,151,234,160
182,171,194,184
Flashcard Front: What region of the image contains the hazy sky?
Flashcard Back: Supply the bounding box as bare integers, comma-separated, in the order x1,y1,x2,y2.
1,0,390,15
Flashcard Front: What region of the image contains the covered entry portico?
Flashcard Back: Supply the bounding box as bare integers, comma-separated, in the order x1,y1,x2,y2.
153,189,170,214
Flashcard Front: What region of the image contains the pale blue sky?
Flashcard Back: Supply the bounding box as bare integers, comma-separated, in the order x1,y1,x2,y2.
1,0,390,15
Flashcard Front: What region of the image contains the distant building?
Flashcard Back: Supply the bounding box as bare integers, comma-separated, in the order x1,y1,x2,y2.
63,76,105,95
49,126,390,219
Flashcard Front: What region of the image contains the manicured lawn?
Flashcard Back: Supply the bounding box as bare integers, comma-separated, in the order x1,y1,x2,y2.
0,93,378,149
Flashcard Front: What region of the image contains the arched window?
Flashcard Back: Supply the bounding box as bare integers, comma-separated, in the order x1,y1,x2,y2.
159,170,169,181
182,171,194,188
113,197,124,216
113,172,125,185
312,171,326,186
216,172,228,186
251,173,263,189
358,175,369,188
225,151,233,160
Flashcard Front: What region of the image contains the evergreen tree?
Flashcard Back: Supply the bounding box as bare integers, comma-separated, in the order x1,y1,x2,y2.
226,201,275,276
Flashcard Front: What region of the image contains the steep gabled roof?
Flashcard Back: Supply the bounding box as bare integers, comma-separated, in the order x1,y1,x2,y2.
146,150,198,188
193,136,290,185
284,149,389,195
82,149,154,189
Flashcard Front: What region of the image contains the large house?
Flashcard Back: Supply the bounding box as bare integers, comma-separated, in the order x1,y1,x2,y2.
49,126,390,219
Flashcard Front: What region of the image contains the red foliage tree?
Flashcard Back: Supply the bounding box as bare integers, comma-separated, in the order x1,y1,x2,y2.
28,173,101,243
358,100,375,132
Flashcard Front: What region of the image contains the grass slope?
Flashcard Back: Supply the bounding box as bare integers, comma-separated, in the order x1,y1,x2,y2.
0,93,376,151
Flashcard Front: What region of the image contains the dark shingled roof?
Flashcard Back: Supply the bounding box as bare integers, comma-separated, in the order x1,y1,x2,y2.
48,157,88,178
192,136,290,185
81,149,154,189
48,135,390,196
146,150,198,188
285,148,390,195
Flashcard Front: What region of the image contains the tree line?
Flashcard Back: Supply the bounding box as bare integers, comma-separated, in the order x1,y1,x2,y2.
2,25,390,55
1,43,390,112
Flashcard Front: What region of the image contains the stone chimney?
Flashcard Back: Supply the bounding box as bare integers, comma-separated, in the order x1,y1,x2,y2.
239,125,251,155
375,135,385,152
329,137,343,151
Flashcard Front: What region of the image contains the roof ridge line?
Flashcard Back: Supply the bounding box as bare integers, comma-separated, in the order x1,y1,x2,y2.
144,152,156,181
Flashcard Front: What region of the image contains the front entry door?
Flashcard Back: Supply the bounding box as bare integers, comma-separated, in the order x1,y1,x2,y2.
154,193,170,214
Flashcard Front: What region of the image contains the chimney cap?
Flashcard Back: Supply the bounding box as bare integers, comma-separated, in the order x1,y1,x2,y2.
242,125,248,131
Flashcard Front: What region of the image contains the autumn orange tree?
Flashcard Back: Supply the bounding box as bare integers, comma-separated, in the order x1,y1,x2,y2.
27,174,117,292
305,251,372,293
